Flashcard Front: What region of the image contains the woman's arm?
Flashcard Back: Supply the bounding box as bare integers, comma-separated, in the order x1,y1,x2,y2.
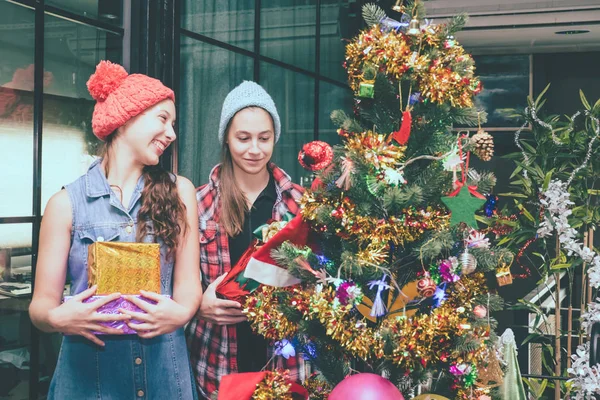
171,175,202,320
29,190,128,346
29,190,72,332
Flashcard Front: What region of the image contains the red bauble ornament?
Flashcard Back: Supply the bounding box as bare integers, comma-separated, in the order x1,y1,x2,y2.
416,277,437,298
329,373,404,400
298,141,334,171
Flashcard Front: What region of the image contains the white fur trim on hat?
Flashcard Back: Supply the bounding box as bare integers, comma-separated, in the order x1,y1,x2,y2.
218,81,281,144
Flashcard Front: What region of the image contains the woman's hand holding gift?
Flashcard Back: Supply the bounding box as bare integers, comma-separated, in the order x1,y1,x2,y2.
197,273,247,325
49,285,130,346
120,290,194,338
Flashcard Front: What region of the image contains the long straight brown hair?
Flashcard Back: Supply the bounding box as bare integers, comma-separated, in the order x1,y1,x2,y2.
219,141,248,237
101,134,187,257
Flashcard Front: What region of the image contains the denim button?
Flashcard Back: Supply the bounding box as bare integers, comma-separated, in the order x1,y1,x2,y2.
137,389,144,397
135,357,142,365
125,226,133,234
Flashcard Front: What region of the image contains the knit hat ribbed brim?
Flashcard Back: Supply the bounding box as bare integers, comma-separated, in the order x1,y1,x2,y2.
218,81,281,144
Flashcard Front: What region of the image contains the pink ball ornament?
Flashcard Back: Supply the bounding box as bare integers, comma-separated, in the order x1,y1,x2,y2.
473,305,487,319
329,373,404,400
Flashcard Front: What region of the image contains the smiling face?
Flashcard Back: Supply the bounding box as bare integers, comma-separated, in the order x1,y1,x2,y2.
116,99,177,166
226,107,275,176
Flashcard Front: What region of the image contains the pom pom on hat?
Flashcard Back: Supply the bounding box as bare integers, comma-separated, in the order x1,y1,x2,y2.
87,61,128,101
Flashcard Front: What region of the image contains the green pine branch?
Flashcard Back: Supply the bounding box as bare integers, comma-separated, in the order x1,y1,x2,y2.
403,0,427,19
452,107,485,127
362,4,387,27
442,13,469,37
468,169,497,194
454,334,481,353
470,246,513,272
474,293,504,312
330,109,365,133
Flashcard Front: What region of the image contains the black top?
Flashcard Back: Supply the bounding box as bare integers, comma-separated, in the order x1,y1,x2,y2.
230,174,276,372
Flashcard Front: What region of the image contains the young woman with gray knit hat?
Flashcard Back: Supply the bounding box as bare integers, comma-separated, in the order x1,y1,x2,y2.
186,81,309,399
29,60,202,399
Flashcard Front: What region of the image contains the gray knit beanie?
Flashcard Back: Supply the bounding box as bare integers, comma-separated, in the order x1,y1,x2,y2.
218,81,281,144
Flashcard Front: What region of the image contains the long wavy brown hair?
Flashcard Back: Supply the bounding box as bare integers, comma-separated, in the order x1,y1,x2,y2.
102,134,187,257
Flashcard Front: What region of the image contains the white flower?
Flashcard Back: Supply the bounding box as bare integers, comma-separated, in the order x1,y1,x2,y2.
542,180,600,397
383,167,407,186
467,230,490,249
568,343,600,399
442,145,464,171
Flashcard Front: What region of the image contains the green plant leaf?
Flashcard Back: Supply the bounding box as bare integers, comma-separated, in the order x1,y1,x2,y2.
592,98,600,115
542,169,554,191
550,263,572,270
497,236,511,246
517,204,535,223
510,165,523,179
498,192,529,198
535,83,551,109
580,89,592,110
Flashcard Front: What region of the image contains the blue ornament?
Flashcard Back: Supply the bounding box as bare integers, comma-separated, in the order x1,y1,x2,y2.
301,341,317,361
409,92,421,105
484,194,498,217
432,283,447,308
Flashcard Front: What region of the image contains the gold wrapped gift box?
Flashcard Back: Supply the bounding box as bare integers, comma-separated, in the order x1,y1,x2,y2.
88,242,161,295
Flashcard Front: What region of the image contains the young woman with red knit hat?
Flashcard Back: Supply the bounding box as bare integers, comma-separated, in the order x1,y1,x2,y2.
29,61,202,399
185,81,309,399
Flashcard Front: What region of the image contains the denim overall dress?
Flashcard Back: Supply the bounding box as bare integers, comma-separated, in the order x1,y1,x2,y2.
48,159,197,400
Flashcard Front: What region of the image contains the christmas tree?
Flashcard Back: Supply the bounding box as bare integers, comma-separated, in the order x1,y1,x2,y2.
241,2,514,399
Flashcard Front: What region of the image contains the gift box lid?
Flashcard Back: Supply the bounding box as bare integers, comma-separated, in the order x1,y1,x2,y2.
88,241,161,295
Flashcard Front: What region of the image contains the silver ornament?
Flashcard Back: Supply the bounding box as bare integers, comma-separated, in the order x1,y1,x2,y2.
460,250,477,275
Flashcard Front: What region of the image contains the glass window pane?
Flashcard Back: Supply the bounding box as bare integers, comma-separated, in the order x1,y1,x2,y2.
260,2,316,71
0,2,35,218
0,223,32,399
178,37,254,186
42,14,122,214
46,0,123,26
318,81,353,147
260,63,314,183
320,1,361,82
181,0,255,52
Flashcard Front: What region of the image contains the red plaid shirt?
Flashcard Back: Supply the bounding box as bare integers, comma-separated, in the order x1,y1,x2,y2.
186,163,308,399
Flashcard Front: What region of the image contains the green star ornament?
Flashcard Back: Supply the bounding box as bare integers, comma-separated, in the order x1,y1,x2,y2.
441,185,485,228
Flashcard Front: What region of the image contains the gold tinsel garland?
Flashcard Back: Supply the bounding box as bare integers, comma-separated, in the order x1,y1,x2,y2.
345,24,481,108
300,192,449,263
307,286,383,360
344,130,406,172
244,274,494,393
244,286,303,341
302,374,333,399
252,370,293,400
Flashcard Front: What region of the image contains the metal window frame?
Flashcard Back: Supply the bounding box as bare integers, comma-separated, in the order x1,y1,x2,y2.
178,0,355,147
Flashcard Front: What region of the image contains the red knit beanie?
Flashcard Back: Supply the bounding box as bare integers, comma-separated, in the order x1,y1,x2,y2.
87,60,175,140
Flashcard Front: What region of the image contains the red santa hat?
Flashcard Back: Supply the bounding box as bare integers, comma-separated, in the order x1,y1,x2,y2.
243,214,314,287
